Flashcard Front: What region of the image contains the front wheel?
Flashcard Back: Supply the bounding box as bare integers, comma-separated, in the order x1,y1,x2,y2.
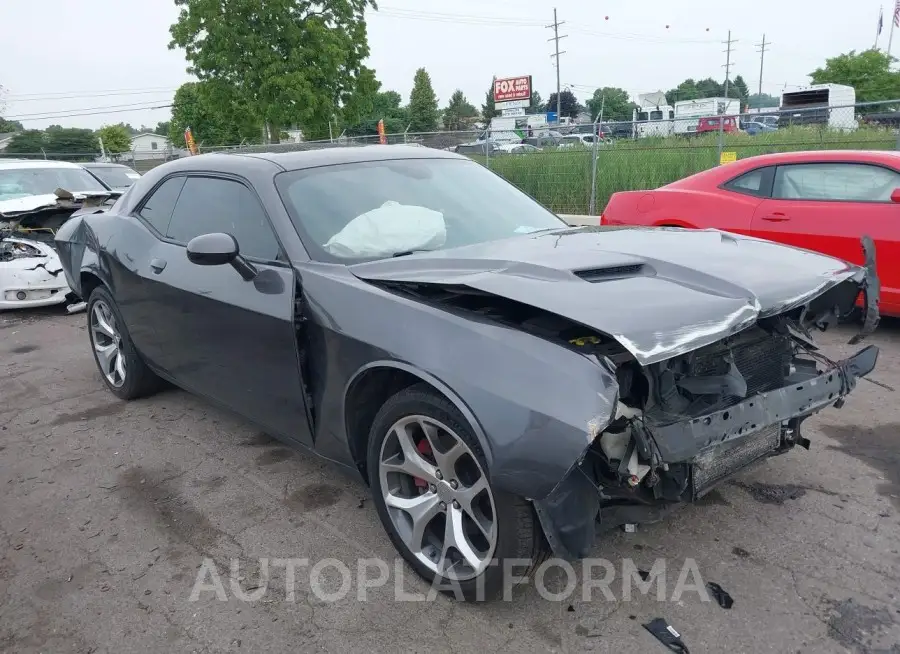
367,384,548,601
87,286,161,400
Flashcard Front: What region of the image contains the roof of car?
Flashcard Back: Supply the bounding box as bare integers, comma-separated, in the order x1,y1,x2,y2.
79,162,134,169
730,150,900,165
664,149,900,190
157,145,464,175
0,159,86,171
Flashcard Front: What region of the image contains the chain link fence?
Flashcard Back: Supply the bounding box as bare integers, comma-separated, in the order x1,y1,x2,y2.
208,99,900,215
3,99,899,215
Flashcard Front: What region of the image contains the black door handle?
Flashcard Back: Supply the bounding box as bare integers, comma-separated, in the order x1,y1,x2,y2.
149,258,167,273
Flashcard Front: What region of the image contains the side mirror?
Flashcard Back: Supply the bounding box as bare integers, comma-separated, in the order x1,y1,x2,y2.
186,232,257,281
186,232,238,266
891,188,900,204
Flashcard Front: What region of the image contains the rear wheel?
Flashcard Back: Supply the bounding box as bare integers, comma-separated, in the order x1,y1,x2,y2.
87,286,161,400
367,384,548,601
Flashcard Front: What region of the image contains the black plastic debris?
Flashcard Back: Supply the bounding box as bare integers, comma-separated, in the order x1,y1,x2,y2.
643,618,690,653
707,582,734,609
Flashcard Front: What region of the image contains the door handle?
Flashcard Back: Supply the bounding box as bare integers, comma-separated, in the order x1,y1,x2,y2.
149,258,167,273
760,212,791,222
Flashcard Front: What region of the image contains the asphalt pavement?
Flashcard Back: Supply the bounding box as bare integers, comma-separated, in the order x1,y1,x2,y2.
1,308,899,653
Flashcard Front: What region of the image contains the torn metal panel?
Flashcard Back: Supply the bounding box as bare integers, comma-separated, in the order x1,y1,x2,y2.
350,226,871,365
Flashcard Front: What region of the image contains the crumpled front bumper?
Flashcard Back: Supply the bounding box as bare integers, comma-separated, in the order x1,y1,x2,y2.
533,344,880,560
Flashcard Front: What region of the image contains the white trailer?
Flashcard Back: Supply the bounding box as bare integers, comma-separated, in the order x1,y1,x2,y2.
778,84,857,130
632,91,675,138
673,97,740,135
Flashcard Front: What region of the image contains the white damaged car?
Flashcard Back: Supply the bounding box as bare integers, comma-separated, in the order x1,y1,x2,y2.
0,159,120,310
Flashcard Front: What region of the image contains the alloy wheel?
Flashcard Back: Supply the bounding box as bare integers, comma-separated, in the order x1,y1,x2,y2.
90,300,126,388
378,415,497,581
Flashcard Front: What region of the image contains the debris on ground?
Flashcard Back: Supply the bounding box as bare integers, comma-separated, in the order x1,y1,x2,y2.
706,582,735,609
643,618,690,653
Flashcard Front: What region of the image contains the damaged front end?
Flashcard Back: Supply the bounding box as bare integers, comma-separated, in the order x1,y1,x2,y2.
0,188,117,310
534,242,881,561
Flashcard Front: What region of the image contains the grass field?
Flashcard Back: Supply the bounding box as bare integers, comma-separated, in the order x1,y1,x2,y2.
477,127,899,215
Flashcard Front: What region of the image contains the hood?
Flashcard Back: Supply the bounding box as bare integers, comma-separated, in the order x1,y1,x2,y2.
0,194,61,217
349,226,865,365
0,189,118,219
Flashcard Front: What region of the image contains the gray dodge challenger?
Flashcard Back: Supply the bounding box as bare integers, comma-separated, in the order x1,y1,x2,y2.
54,146,880,600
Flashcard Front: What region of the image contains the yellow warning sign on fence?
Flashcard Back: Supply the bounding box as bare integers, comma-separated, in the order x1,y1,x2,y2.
719,151,737,165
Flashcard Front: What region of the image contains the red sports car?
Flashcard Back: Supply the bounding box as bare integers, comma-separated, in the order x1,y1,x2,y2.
602,150,900,316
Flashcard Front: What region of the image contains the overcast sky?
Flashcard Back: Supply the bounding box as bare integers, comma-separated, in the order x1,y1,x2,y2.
0,0,889,133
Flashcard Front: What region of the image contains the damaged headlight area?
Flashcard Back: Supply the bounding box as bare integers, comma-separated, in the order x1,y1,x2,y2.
534,272,880,561
0,238,46,261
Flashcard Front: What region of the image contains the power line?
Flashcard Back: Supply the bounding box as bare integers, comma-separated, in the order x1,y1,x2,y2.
9,104,173,122
547,7,567,119
5,86,178,100
7,100,177,120
8,89,177,104
373,6,720,43
755,34,770,97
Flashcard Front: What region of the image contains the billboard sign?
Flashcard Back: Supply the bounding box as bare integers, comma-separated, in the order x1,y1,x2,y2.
494,76,532,103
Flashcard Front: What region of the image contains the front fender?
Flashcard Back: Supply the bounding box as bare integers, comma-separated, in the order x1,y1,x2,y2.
304,270,620,501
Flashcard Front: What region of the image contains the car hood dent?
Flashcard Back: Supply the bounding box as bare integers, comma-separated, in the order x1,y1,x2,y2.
349,227,864,365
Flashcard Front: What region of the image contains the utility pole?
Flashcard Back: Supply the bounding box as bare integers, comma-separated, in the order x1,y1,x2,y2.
547,8,567,123
755,34,769,97
722,30,737,99
718,30,737,164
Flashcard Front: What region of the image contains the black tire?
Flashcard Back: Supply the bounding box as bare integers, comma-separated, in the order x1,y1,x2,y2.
366,384,549,602
87,285,161,400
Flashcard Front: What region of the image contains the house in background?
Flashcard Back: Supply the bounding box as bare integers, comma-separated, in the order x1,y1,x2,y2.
130,132,171,160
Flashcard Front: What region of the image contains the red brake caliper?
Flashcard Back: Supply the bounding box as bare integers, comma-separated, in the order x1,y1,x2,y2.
414,438,432,491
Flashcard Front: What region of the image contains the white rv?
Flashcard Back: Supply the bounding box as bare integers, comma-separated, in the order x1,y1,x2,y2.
673,97,741,135
632,91,675,138
778,84,857,131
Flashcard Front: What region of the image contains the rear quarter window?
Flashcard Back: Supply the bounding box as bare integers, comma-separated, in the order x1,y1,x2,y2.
723,167,774,198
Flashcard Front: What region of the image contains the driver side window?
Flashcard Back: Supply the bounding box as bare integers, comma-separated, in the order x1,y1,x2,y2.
773,163,900,202
166,176,282,261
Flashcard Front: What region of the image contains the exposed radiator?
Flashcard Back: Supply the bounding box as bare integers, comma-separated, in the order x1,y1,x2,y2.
691,424,781,496
690,328,793,399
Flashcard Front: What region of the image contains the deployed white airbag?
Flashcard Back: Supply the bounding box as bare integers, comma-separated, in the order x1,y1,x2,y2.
324,201,446,257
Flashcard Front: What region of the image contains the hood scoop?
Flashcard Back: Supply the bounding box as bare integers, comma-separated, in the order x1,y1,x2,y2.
574,264,646,282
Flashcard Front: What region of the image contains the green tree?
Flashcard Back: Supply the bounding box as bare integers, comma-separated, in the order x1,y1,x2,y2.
341,66,381,127
168,81,262,147
665,79,700,105
528,90,543,114
544,90,581,118
153,121,171,136
3,130,46,157
97,124,132,154
0,117,23,132
585,87,635,121
482,78,499,121
747,92,779,109
442,90,477,130
407,68,439,132
810,49,900,108
43,127,99,160
696,78,725,98
169,0,374,143
732,75,750,103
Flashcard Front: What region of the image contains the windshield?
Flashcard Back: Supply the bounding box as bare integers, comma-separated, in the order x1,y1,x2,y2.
275,157,566,262
0,166,108,201
86,166,140,189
